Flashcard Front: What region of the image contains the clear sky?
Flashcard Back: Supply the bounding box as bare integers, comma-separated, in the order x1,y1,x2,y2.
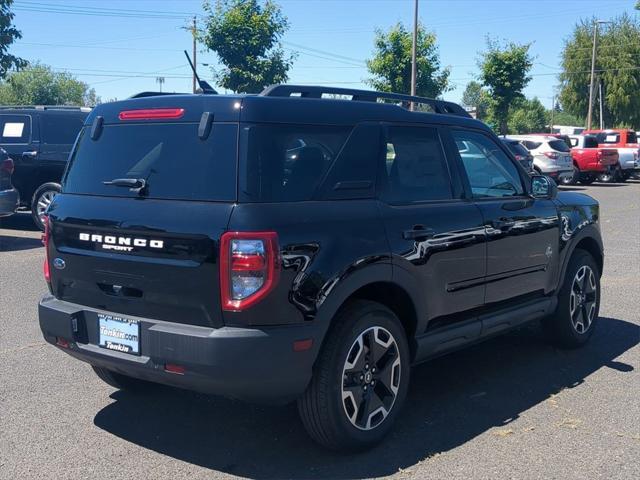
10,0,638,105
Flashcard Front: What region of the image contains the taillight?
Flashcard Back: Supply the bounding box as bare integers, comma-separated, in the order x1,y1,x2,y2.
220,232,280,311
0,158,14,175
42,216,51,283
543,151,559,160
118,108,185,121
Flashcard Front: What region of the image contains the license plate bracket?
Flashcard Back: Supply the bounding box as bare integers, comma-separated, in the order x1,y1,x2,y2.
98,313,140,355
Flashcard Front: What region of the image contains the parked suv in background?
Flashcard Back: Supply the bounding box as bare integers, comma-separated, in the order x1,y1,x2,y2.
0,148,18,217
500,138,534,172
566,135,619,185
0,106,90,229
506,134,574,183
582,129,640,181
38,86,604,451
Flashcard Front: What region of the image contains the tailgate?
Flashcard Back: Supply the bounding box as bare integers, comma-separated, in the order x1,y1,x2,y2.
47,195,233,327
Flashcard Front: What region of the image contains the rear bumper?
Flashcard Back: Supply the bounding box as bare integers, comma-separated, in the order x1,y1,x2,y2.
0,187,19,217
38,296,322,404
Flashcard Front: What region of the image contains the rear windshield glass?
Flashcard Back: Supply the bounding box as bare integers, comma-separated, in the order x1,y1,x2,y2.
548,139,571,152
42,114,86,144
64,123,237,201
0,114,31,144
240,124,351,202
503,141,529,157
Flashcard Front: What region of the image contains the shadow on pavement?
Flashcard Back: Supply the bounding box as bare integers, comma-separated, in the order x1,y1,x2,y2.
0,235,42,252
0,212,39,232
94,317,638,479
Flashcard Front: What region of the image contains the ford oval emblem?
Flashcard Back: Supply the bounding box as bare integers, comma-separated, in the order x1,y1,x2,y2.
53,258,66,270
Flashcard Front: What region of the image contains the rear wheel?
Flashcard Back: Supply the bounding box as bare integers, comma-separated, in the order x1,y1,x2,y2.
92,366,156,392
598,165,620,183
544,249,600,348
298,300,410,451
31,182,61,231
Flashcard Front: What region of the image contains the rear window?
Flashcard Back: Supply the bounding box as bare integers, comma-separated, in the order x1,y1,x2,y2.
240,124,350,202
503,141,529,157
64,123,238,201
548,140,571,152
627,131,637,143
0,114,31,144
596,132,620,144
523,140,542,150
42,114,85,144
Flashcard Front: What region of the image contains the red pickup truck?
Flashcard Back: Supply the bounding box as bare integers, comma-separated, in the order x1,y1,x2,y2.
582,129,640,181
566,135,619,185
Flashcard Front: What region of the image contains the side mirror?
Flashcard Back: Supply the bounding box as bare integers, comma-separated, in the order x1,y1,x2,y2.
530,175,558,200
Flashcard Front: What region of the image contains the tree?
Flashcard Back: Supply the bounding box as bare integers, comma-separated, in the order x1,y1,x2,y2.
559,14,640,128
479,39,533,134
0,0,26,78
201,0,294,93
366,22,450,98
461,81,490,120
507,97,547,134
0,64,99,106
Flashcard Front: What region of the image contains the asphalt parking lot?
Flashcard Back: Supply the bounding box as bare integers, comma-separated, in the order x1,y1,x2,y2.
1,182,638,480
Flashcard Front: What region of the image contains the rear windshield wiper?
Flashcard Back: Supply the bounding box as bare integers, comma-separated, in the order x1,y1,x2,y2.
102,178,147,195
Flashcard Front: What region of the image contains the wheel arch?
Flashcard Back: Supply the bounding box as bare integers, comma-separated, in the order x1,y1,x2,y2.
558,226,604,291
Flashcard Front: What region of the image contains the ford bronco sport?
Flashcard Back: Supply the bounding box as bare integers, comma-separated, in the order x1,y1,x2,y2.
38,85,604,451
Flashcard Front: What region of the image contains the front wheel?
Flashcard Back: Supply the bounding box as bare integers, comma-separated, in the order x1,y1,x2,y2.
298,300,410,451
31,182,61,231
561,168,579,185
544,249,600,348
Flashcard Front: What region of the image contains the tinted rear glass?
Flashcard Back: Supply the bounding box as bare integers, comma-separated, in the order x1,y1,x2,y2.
627,131,637,143
503,141,529,157
240,124,350,202
64,123,237,201
596,132,620,144
42,114,85,144
0,114,31,144
548,140,571,152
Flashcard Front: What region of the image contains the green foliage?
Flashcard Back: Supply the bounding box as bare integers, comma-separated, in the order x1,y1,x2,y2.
479,38,533,134
550,109,583,127
507,97,547,134
201,0,294,93
0,0,26,78
460,81,490,120
559,14,640,128
0,64,98,106
366,22,450,98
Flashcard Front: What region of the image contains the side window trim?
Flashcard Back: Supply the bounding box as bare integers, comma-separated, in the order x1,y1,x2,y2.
447,127,529,200
0,113,34,145
376,123,458,206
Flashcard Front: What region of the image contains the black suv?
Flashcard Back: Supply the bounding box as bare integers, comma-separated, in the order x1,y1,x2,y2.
0,106,89,229
38,86,603,451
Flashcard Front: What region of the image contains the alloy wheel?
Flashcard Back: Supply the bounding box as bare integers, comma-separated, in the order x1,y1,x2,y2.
36,190,57,226
569,265,597,334
341,326,401,431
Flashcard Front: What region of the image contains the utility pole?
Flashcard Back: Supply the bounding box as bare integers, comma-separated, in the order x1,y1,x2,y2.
587,20,610,130
550,95,555,133
598,78,604,129
155,76,165,93
410,0,418,110
191,16,198,94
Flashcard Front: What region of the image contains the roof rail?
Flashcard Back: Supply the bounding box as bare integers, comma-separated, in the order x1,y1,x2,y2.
259,84,471,118
129,91,191,99
0,105,92,112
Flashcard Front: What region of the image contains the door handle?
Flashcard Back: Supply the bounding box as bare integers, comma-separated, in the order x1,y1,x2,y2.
402,225,435,240
22,151,37,157
491,218,516,229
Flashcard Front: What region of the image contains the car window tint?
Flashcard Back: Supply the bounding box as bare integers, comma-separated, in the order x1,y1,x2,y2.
597,132,620,144
627,131,637,143
380,126,452,204
583,136,598,148
452,130,524,198
42,114,85,144
523,140,542,150
0,114,31,144
240,124,350,202
548,139,571,152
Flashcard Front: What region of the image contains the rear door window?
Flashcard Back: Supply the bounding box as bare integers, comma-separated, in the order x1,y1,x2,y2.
596,132,620,144
380,126,453,203
523,140,542,150
64,122,238,201
239,124,350,202
548,140,571,152
42,114,85,145
0,114,31,144
627,131,637,143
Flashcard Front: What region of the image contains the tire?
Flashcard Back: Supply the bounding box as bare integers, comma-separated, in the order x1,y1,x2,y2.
579,175,596,185
598,165,620,183
31,182,61,231
92,366,156,393
544,249,600,348
298,300,410,451
561,167,579,185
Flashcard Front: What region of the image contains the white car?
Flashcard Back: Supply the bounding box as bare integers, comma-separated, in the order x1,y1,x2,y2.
505,135,574,183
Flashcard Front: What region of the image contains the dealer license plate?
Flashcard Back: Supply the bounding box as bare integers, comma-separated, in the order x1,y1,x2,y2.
98,313,140,355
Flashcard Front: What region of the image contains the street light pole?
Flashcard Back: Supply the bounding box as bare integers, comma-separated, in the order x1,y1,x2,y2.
410,0,418,110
